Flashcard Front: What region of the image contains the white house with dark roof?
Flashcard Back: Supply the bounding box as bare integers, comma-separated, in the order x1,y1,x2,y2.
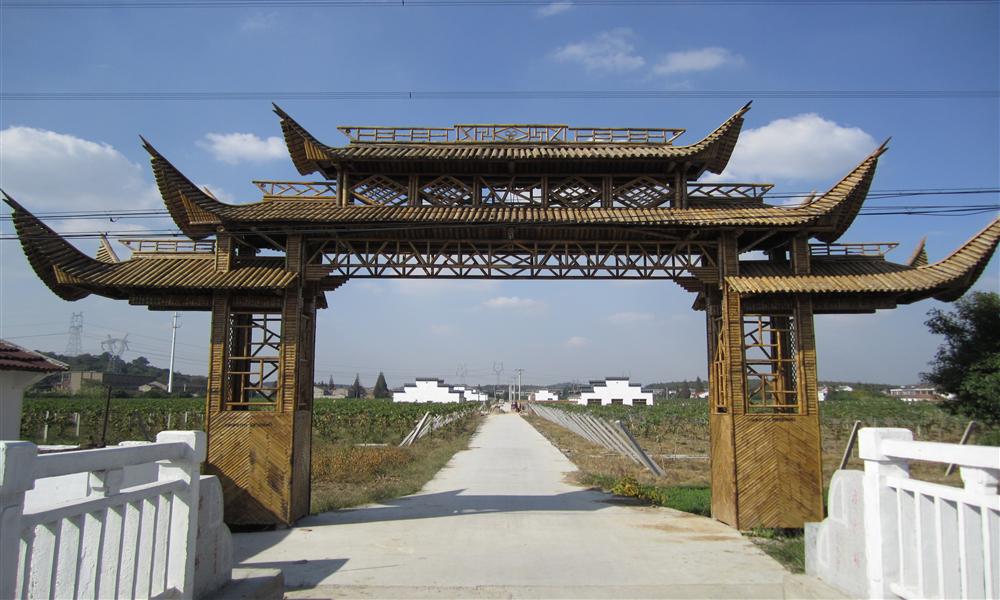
577,378,653,407
530,389,559,402
1,340,68,439
393,378,465,403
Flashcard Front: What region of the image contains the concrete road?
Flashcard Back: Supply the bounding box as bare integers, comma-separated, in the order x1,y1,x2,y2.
233,414,797,598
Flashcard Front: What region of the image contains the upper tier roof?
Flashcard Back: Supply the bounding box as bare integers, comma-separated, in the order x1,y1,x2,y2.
275,102,750,178
145,137,885,247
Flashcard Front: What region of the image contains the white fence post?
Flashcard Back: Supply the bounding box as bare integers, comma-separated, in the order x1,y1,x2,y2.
0,441,38,600
156,430,206,598
859,427,912,600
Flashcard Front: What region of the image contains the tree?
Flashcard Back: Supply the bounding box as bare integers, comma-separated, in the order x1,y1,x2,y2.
327,374,334,390
677,380,691,399
373,372,390,398
349,373,365,399
923,291,1000,425
694,376,705,394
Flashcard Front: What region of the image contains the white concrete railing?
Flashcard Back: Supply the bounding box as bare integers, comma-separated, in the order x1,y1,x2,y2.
0,431,206,600
860,428,999,599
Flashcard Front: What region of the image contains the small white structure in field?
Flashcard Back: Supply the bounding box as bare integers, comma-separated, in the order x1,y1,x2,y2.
393,379,465,403
530,389,559,402
454,386,488,402
577,378,653,407
0,340,68,439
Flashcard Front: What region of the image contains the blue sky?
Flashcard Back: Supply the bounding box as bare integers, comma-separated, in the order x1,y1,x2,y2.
1,1,998,388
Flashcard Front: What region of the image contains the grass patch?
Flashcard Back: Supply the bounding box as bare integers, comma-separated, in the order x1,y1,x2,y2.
747,528,806,573
310,414,482,513
581,473,711,516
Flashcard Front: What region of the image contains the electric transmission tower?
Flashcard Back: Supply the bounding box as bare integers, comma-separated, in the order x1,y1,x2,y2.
456,363,468,387
101,334,130,373
493,361,504,401
65,312,84,356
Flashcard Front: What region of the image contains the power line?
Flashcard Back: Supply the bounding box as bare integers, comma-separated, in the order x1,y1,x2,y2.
3,90,997,101
3,0,995,8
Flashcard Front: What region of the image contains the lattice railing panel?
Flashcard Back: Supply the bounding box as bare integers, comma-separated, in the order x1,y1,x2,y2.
351,175,409,206
254,180,339,200
613,176,673,208
688,183,773,201
420,176,473,206
549,176,602,208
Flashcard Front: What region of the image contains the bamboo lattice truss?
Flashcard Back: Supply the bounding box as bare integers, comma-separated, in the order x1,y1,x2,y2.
5,102,999,529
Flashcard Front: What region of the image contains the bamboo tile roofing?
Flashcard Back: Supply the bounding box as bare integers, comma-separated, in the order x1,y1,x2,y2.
274,103,750,177
727,217,1000,301
145,137,884,245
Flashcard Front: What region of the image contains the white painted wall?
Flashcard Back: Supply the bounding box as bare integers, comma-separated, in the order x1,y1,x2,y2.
0,371,47,440
531,390,559,402
577,379,653,406
454,387,488,402
393,379,464,403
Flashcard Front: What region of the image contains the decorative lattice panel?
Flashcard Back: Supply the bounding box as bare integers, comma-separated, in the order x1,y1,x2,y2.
420,176,473,206
351,175,408,206
612,176,673,208
549,176,602,208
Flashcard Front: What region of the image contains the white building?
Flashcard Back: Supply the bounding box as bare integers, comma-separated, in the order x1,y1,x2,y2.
1,341,68,439
577,378,653,407
530,389,559,402
393,379,465,403
454,386,489,402
887,386,948,403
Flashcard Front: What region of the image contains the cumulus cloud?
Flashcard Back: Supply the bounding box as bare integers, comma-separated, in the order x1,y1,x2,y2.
564,336,589,348
536,1,573,17
0,126,159,212
652,47,744,76
198,132,286,165
552,28,645,73
609,311,654,324
483,296,545,310
705,113,878,183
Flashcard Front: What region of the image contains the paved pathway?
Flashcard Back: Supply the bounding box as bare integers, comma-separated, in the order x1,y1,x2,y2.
233,414,797,598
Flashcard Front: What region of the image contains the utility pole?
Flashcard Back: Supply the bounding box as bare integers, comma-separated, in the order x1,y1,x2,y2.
515,368,524,403
167,312,181,393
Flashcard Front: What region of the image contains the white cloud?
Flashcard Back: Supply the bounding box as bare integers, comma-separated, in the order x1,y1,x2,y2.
552,28,645,73
429,324,456,336
239,11,278,32
564,336,589,348
394,280,498,296
536,1,573,17
0,126,160,213
704,113,877,183
198,132,286,165
483,296,545,310
609,311,654,324
652,47,744,76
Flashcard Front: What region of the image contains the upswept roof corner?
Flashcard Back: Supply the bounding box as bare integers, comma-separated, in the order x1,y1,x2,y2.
696,100,751,175
96,234,121,263
142,137,228,239
907,237,928,268
273,103,329,177
797,140,888,243
1,190,99,301
726,217,1000,302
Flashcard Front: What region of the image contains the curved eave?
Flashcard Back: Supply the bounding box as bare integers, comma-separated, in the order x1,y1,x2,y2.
273,102,750,177
2,192,101,301
143,138,228,240
725,217,1000,303
798,141,887,244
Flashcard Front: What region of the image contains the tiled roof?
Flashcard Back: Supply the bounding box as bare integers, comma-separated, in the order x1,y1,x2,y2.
147,140,882,242
0,340,68,373
727,218,1000,300
275,103,749,177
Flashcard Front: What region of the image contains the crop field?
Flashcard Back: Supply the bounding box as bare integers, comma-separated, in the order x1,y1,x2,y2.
20,396,478,446
545,396,986,488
